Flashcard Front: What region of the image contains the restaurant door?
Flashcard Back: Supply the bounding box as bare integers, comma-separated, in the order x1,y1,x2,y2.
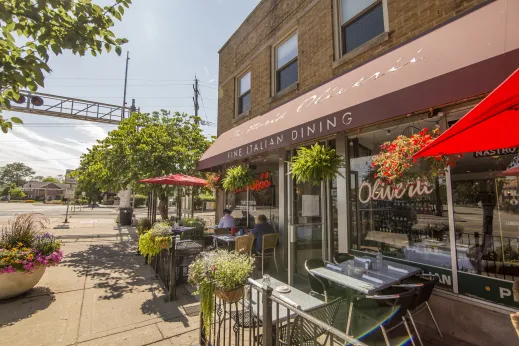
287,141,338,285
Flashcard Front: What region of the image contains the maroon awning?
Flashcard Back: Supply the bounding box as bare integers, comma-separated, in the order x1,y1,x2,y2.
198,0,519,170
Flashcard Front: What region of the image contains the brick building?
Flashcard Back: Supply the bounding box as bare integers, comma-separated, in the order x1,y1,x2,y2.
200,1,519,344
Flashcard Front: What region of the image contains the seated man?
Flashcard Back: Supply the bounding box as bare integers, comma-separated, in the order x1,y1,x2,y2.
250,214,274,253
218,208,235,228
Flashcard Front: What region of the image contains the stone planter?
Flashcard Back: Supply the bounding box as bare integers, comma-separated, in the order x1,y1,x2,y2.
0,266,46,299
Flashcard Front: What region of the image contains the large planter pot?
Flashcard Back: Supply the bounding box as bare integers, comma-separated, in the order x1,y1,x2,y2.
0,266,46,299
215,286,244,303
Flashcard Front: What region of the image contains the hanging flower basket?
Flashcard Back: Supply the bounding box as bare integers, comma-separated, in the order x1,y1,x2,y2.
222,166,254,191
215,286,244,303
289,143,345,186
206,173,223,190
371,128,458,184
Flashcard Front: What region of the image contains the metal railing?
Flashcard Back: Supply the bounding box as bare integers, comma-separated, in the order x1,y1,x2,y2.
200,278,366,346
148,236,178,301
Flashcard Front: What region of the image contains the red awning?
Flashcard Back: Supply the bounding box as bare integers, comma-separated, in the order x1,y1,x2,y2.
500,166,519,177
414,68,519,158
139,174,207,187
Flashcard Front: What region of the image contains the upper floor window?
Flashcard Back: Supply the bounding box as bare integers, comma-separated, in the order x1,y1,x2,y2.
275,33,298,93
238,71,251,115
340,0,384,54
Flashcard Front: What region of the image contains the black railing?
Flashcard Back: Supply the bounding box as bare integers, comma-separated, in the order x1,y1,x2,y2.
200,279,366,346
148,236,178,301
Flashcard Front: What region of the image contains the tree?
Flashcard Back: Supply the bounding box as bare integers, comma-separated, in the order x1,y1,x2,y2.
0,162,36,186
32,175,44,182
76,111,213,219
0,0,131,133
9,187,26,200
42,176,60,184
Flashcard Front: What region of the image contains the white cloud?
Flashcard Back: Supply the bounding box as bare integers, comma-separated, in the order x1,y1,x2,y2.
74,124,109,142
204,66,210,76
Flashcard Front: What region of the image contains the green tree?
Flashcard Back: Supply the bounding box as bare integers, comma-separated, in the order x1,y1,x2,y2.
76,111,213,219
42,176,60,184
0,162,36,186
9,186,26,200
32,175,44,182
0,0,131,133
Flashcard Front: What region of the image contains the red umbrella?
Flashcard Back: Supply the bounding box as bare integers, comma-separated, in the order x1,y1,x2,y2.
139,174,207,187
414,68,519,159
499,166,519,177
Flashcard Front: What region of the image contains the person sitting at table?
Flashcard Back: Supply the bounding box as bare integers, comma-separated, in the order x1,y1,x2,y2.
218,209,236,228
250,214,274,254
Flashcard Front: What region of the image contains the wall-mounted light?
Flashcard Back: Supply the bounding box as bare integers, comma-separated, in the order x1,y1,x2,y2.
386,129,391,136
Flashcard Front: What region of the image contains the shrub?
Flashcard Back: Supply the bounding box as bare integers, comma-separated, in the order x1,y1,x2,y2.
137,217,152,236
134,194,147,208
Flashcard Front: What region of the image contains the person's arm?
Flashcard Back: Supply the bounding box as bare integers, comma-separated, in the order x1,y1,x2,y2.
218,217,224,228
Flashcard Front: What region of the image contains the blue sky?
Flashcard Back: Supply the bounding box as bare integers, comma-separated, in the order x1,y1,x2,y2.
1,0,260,177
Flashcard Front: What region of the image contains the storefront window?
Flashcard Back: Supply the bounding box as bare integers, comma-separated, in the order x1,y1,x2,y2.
348,122,453,290
451,147,519,308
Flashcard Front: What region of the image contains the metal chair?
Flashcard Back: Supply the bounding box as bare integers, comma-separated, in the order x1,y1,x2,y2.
346,286,418,346
399,274,443,346
333,253,354,264
235,234,255,254
258,298,342,346
305,259,350,303
257,233,279,275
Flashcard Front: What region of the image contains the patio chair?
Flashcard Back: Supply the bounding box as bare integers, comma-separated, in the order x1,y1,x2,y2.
257,233,279,275
333,253,354,264
258,298,342,346
305,259,351,303
235,234,255,255
399,274,443,346
346,286,417,346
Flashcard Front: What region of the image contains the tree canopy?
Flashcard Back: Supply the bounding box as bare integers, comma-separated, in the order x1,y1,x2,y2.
42,176,60,183
0,0,131,133
0,162,36,186
76,110,213,192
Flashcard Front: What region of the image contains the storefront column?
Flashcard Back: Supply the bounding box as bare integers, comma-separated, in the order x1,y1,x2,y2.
336,133,349,253
446,165,459,294
278,155,287,267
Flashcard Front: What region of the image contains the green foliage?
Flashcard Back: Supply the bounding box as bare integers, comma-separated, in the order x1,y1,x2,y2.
10,187,26,200
198,192,215,202
137,217,152,236
76,111,213,194
42,176,59,183
188,250,254,337
180,217,205,240
134,194,147,208
138,221,173,261
0,162,35,186
289,143,345,186
0,0,130,133
222,166,254,191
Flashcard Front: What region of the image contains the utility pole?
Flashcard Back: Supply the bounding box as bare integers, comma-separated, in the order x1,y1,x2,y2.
193,75,199,125
122,51,130,119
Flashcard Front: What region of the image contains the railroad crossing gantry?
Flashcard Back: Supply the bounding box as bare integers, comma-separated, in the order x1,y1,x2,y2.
7,90,131,124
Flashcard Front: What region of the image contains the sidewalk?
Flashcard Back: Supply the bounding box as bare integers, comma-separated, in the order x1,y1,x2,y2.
0,210,201,346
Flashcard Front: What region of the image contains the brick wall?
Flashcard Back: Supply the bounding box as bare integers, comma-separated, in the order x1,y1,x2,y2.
217,0,490,136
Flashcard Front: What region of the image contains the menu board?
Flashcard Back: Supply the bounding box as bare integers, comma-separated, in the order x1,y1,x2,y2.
302,195,320,217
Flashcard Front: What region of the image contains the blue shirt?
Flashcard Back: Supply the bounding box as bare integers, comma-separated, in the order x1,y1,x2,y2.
218,214,235,228
251,222,274,253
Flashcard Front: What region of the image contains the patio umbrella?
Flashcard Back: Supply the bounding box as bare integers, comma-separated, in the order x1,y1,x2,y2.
139,174,207,187
414,68,519,159
499,166,519,177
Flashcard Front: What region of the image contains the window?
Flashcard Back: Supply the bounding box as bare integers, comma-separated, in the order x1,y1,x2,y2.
340,0,385,54
237,72,251,115
275,33,298,93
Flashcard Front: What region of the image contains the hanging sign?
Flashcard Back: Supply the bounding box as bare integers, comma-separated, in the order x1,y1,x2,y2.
473,147,518,158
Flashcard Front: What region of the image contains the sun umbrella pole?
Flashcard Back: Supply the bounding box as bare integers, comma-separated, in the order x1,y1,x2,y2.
191,186,195,218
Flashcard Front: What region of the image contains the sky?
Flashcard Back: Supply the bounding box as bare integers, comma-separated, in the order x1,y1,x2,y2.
0,0,260,177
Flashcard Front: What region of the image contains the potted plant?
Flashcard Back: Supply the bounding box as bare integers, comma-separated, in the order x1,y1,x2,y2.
0,214,64,299
138,221,173,262
289,142,345,185
371,128,458,184
188,250,254,338
206,173,223,191
222,165,254,191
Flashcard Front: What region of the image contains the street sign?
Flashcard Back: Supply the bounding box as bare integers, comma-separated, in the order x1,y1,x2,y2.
65,169,78,184
65,188,75,200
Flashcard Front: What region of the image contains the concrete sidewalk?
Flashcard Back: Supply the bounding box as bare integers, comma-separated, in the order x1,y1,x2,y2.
0,210,201,346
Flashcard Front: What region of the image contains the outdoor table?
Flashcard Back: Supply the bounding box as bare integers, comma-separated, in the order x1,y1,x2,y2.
248,277,324,323
212,234,236,249
171,226,195,234
310,257,421,295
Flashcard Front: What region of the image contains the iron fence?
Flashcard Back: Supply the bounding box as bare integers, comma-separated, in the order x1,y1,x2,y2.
200,278,366,346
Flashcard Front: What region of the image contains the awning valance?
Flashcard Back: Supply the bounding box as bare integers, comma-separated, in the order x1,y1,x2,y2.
198,0,519,170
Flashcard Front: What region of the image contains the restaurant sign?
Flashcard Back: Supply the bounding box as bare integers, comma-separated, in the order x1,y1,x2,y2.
473,147,518,158
234,171,272,193
358,178,434,203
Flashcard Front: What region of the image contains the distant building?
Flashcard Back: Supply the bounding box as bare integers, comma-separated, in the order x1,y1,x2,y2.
22,181,68,200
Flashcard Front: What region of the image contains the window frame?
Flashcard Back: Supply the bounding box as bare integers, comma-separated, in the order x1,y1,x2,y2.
272,31,299,96
333,0,389,63
235,69,251,118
